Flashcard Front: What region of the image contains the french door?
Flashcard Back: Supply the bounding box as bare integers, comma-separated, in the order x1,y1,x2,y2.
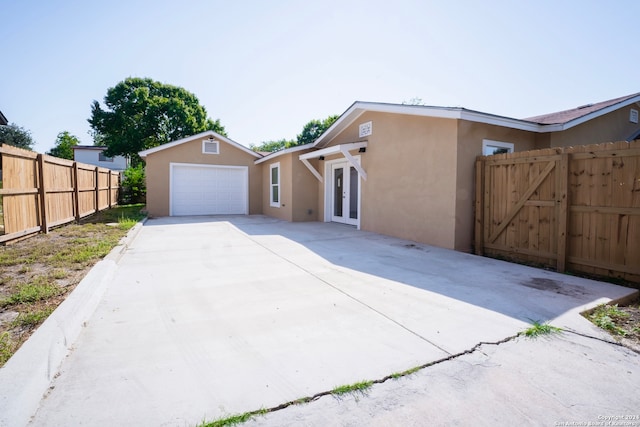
331,161,359,225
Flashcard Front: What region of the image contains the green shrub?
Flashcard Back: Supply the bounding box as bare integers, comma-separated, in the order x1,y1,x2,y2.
119,164,146,204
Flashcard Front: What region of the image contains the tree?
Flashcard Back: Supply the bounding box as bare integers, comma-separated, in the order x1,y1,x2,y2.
0,123,35,150
296,115,339,146
46,131,80,160
250,138,295,153
88,77,226,165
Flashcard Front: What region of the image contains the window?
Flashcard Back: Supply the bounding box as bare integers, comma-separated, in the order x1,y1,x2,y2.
98,152,113,162
270,163,280,207
482,139,514,156
202,139,219,154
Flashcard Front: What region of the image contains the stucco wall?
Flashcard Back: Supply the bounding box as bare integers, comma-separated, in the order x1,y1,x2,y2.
549,106,640,147
455,121,538,252
261,150,320,222
291,154,319,221
261,154,293,221
319,111,460,249
145,138,262,217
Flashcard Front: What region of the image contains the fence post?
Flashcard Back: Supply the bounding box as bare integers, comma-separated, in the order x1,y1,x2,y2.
36,154,49,233
94,167,99,214
474,158,484,255
107,170,112,208
556,152,570,272
73,162,80,221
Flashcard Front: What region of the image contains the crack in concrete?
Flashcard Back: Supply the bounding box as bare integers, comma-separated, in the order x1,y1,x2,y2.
562,328,640,354
215,334,520,424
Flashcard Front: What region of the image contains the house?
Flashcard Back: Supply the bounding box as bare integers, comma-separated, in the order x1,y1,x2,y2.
140,92,640,253
72,146,129,171
0,110,7,126
139,133,262,216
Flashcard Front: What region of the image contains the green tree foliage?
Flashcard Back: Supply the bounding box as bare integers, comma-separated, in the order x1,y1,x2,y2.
296,115,339,146
46,131,80,160
0,123,35,150
88,77,226,165
119,164,146,204
250,138,295,153
251,115,339,153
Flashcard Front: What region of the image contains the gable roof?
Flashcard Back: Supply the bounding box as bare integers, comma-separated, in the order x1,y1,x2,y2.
524,92,640,125
313,92,640,148
0,110,7,126
138,130,262,159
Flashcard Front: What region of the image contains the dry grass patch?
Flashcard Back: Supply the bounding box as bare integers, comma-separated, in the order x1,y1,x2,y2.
0,204,145,366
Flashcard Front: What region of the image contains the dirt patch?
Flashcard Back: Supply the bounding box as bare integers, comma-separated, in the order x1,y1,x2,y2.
585,297,640,353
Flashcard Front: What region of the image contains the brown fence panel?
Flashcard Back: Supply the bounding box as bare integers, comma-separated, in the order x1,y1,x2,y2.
97,169,110,211
0,145,41,241
0,144,121,244
76,164,98,218
43,156,75,228
476,141,640,284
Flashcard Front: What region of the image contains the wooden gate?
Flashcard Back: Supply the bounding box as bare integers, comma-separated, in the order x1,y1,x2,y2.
475,141,640,284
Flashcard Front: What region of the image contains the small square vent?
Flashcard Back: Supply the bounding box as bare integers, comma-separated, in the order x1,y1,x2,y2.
630,109,639,124
359,121,372,138
202,139,219,154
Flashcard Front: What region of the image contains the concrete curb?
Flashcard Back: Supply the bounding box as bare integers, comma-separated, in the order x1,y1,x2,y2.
0,219,146,427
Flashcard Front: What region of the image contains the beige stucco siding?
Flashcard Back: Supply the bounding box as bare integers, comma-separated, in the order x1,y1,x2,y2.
145,138,262,217
261,150,319,222
320,112,459,249
455,121,538,251
291,154,319,221
549,106,640,147
262,154,293,221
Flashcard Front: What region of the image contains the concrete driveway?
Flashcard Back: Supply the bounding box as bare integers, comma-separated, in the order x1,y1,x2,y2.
2,216,638,426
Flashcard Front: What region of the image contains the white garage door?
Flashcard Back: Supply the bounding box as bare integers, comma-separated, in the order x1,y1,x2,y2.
170,163,248,216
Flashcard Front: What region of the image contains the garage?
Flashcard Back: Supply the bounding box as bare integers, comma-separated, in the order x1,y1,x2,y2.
170,163,248,216
139,130,262,217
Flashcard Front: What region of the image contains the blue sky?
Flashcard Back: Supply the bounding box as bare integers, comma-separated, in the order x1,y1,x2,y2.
2,0,639,154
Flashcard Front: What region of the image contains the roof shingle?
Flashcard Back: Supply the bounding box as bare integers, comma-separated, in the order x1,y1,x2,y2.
524,92,640,125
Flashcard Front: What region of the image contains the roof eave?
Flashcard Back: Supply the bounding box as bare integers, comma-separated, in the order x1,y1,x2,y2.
312,102,544,147
138,130,261,159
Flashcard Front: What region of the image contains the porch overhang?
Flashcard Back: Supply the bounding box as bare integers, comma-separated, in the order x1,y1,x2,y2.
299,141,368,182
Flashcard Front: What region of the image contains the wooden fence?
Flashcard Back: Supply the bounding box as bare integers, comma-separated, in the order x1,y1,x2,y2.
475,140,640,284
0,144,120,244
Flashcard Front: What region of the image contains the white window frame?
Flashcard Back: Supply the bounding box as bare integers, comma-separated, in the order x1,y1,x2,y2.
482,139,514,156
202,139,219,154
98,151,114,162
270,162,280,207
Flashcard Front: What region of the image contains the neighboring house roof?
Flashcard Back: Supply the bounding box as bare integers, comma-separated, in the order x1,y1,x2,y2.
524,92,640,125
73,145,110,151
139,130,263,159
313,92,640,148
254,143,315,164
0,110,7,126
